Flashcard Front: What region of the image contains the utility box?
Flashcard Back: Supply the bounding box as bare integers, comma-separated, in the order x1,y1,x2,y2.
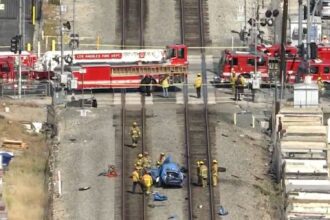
293,83,318,107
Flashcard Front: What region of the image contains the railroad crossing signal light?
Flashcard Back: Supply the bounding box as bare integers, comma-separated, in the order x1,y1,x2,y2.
265,10,272,18
10,35,19,54
304,5,308,20
63,21,71,30
248,18,256,26
272,9,279,17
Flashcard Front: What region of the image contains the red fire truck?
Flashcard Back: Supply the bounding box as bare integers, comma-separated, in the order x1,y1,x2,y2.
217,44,304,84
217,50,269,83
49,44,188,89
0,51,38,83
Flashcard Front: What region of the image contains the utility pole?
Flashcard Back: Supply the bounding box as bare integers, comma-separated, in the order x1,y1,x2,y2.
280,0,288,100
307,0,311,59
18,0,22,99
298,0,303,45
60,0,64,79
72,0,76,57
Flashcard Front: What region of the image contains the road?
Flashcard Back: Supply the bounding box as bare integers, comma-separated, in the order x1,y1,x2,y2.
0,0,34,50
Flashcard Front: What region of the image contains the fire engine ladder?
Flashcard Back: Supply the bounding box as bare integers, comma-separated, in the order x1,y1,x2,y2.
111,65,188,77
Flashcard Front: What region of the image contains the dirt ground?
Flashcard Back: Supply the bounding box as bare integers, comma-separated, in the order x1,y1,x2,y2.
0,98,49,220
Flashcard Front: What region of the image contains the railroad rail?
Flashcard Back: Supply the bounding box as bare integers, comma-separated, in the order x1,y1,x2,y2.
181,0,217,219
120,91,147,220
179,0,211,47
121,0,145,48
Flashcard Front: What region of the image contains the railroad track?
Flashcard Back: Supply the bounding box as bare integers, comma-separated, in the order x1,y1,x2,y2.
181,0,218,219
179,0,211,47
120,91,147,220
121,0,145,48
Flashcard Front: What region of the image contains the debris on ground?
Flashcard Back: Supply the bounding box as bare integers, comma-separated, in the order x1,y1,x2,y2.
98,165,118,178
1,139,28,150
78,186,91,191
153,192,168,201
218,206,229,216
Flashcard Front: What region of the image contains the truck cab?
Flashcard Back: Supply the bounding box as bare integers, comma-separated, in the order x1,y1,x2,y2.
166,44,188,65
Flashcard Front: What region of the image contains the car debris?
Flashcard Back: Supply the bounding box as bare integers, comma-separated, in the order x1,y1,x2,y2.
78,186,91,191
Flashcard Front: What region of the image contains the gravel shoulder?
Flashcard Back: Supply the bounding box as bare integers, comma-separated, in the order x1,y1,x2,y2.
53,107,116,220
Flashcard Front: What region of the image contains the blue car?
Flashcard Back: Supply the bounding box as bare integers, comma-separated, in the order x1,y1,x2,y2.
148,156,184,187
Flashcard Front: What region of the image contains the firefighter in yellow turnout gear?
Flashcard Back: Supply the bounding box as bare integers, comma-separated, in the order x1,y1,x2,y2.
129,122,141,147
199,161,208,187
211,160,218,187
131,167,143,193
142,151,152,168
141,172,153,195
194,73,202,98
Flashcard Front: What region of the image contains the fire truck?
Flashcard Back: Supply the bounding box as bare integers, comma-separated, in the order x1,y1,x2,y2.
0,51,37,83
217,44,303,85
0,44,188,90
48,44,188,90
217,50,269,83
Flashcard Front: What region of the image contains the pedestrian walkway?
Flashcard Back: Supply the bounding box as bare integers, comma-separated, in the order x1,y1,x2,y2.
175,92,216,104
112,93,153,105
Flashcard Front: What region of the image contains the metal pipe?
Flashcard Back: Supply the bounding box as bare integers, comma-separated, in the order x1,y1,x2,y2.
18,0,22,99
307,0,311,59
298,0,302,45
280,0,288,100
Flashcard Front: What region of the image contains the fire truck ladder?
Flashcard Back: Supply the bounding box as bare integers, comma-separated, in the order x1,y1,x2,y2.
111,65,188,77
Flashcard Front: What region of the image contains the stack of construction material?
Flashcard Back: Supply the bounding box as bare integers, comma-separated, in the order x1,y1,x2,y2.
276,107,330,219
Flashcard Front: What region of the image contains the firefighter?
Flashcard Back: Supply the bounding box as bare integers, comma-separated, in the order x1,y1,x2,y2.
230,68,237,94
161,74,170,97
211,160,218,187
129,122,141,147
136,153,144,165
141,171,153,195
196,160,202,186
235,75,245,101
194,73,202,98
135,161,144,179
142,151,152,168
156,152,166,165
199,161,208,187
322,35,329,45
317,77,325,101
131,167,143,193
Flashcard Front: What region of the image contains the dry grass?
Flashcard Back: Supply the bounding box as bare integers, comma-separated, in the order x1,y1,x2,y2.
1,118,48,220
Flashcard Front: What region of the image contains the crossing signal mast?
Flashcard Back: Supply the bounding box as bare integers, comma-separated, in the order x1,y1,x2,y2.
9,35,22,98
10,35,21,54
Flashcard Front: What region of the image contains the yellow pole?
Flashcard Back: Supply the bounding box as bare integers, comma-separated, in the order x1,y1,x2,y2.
96,36,100,50
51,40,56,51
32,6,35,25
27,43,31,52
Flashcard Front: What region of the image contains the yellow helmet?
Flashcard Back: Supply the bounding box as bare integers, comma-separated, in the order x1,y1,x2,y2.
160,152,165,156
318,77,322,80
138,153,143,158
213,160,218,164
197,73,201,76
323,35,327,39
133,122,137,126
199,161,204,165
156,161,161,165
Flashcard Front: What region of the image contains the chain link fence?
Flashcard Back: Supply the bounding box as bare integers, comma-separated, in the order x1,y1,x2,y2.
0,81,50,97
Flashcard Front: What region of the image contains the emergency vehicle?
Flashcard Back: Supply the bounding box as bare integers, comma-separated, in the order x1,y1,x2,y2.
0,51,37,83
50,44,188,90
217,44,303,85
217,50,269,83
0,44,188,90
